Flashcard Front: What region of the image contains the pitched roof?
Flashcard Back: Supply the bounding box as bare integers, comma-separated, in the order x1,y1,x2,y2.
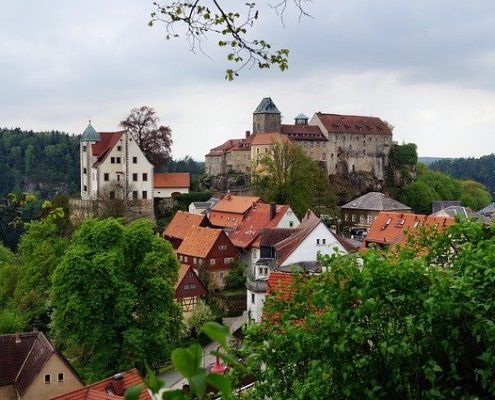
163,211,207,240
250,132,289,145
316,113,392,136
210,195,261,214
153,173,190,188
363,211,455,249
274,210,322,265
341,192,411,211
280,124,328,142
258,228,295,248
431,206,480,219
81,122,100,142
177,226,225,258
0,331,80,395
253,97,281,114
51,369,151,400
228,204,291,249
205,139,244,157
267,272,294,301
91,131,125,167
431,200,462,214
175,264,207,296
479,203,495,216
335,235,361,253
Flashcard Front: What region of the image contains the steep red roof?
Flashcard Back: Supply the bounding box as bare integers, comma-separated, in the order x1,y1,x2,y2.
267,272,294,301
209,195,263,228
228,204,291,249
363,211,455,250
280,124,328,141
205,139,244,157
177,226,225,258
51,369,151,400
250,132,290,145
274,210,321,265
91,131,125,167
153,173,190,188
163,211,207,241
316,113,392,136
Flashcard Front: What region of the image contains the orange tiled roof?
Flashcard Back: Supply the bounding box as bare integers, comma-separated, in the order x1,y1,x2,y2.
205,139,244,157
267,272,294,301
250,132,290,145
316,113,392,136
177,226,224,258
228,204,290,249
362,211,455,250
91,131,125,167
51,368,151,400
163,211,206,240
153,172,190,188
211,195,261,214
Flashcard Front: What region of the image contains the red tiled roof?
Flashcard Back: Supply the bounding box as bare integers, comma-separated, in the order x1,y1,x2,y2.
228,204,291,249
250,132,290,145
153,173,190,188
163,211,207,240
267,272,294,301
205,139,244,157
211,195,261,214
362,211,455,250
91,131,124,167
280,124,328,141
51,369,151,400
316,113,392,136
177,226,224,258
274,210,321,265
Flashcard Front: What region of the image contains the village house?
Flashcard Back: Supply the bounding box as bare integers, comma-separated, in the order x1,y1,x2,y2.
51,368,151,400
208,194,263,229
362,211,455,251
247,210,348,322
341,192,411,238
175,264,208,316
0,331,82,400
205,97,394,183
153,172,190,199
176,226,239,289
431,205,481,220
163,210,211,249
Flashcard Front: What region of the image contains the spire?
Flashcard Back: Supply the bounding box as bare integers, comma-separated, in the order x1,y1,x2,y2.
81,121,100,142
253,97,281,114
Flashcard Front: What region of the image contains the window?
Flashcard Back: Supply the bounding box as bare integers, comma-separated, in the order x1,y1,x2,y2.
104,173,109,181
83,185,87,192
184,283,196,290
184,256,188,262
224,257,234,264
117,145,122,151
133,156,137,164
344,213,349,221
179,255,183,261
316,239,320,245
83,146,87,152
132,173,138,181
83,167,87,174
193,257,197,265
210,259,216,266
198,259,204,266
251,293,255,304
44,374,51,384
359,215,365,223
132,191,138,199
142,173,148,181
117,174,121,181
58,373,64,382
367,215,373,223
351,214,356,222
218,244,227,251
322,239,326,245
109,191,115,199
111,157,115,164
142,191,147,199
289,221,294,227
116,157,121,163
186,271,193,277
220,272,224,279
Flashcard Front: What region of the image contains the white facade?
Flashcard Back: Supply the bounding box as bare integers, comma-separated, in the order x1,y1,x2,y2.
282,221,346,266
81,132,154,201
248,290,266,322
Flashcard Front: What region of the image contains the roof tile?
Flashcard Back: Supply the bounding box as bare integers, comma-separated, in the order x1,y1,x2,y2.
154,173,190,188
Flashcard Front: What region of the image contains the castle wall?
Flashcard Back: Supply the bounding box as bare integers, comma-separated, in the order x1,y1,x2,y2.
253,113,281,133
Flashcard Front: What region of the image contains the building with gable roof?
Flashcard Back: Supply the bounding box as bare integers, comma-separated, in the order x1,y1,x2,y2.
50,368,151,400
208,194,262,229
0,331,82,400
205,97,394,184
247,210,347,322
163,210,210,249
175,264,208,315
176,226,239,288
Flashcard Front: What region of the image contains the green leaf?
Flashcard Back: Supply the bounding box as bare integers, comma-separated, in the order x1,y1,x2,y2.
206,373,232,398
172,348,196,379
124,385,142,400
202,322,229,348
163,389,186,400
190,371,208,399
144,365,165,394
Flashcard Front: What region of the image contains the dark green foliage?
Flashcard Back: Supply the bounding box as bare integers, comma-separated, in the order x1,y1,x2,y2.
224,262,246,290
0,128,80,199
393,143,418,169
430,153,495,194
175,192,212,211
51,218,182,382
242,220,495,399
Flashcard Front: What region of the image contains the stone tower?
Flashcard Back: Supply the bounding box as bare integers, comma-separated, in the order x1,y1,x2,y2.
252,97,281,133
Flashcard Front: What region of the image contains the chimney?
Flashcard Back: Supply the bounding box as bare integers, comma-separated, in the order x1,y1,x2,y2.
270,203,276,220
384,192,390,198
245,130,251,138
112,373,125,396
15,332,21,344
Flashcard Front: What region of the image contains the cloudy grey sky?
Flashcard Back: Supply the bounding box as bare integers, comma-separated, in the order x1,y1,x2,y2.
1,0,495,159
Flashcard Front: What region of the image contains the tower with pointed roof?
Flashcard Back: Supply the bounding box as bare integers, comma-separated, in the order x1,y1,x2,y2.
252,97,281,133
80,121,100,198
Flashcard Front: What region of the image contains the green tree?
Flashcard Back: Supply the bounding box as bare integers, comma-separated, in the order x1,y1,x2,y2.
460,179,492,210
252,142,336,218
240,219,495,399
51,218,182,382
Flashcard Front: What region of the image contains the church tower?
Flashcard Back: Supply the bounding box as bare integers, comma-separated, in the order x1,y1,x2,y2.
252,97,281,133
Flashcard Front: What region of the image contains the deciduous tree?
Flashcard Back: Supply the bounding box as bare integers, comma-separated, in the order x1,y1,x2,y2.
120,106,173,167
51,218,181,382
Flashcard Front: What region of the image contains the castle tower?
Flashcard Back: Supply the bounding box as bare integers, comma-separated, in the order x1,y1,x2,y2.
80,121,100,200
252,97,281,133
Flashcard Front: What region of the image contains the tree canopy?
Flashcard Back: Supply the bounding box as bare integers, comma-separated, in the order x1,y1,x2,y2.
252,142,336,218
51,218,182,382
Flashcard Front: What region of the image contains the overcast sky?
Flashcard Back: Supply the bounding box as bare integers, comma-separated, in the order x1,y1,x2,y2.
1,0,495,159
